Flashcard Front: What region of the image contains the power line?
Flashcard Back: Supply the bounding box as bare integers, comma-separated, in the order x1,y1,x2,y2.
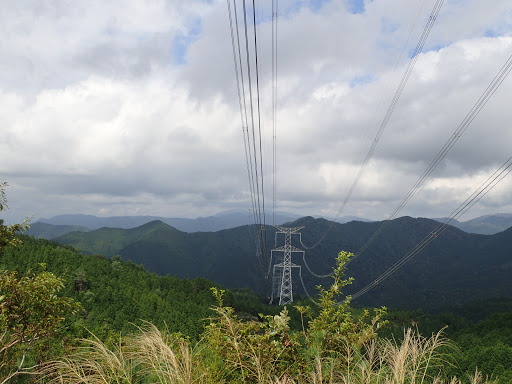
347,48,512,267
350,0,429,180
227,0,258,228
300,0,445,252
301,154,512,305
302,250,334,279
272,0,278,227
242,0,262,227
251,0,268,269
298,266,321,306
350,155,512,300
227,0,268,275
305,46,512,279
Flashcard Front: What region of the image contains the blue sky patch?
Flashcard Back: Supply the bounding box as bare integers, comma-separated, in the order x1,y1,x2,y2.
381,18,400,34
279,0,332,18
350,73,375,87
309,0,331,12
407,41,449,58
170,19,202,65
484,28,501,38
345,0,365,14
447,0,470,5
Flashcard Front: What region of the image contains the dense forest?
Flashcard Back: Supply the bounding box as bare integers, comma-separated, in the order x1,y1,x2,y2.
41,216,512,311
2,234,512,382
0,235,281,341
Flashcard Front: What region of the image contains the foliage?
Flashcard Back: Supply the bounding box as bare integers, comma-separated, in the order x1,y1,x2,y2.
0,182,30,252
43,254,500,384
44,323,206,384
44,325,499,384
331,328,497,384
0,270,81,383
446,311,512,382
382,305,512,382
307,252,386,355
0,235,282,342
48,215,512,312
204,291,297,382
201,252,387,383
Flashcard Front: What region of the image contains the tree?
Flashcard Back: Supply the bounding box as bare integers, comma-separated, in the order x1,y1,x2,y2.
0,270,82,383
0,182,29,251
0,182,81,383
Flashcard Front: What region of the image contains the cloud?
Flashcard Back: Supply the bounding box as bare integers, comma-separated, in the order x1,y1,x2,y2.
1,0,512,225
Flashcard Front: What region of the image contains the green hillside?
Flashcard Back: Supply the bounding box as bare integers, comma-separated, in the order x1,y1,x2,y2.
53,216,512,311
25,222,90,239
0,235,280,340
56,220,268,291
55,220,183,256
2,230,511,381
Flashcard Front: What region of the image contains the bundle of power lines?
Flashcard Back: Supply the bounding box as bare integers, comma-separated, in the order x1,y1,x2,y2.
227,0,279,279
226,0,512,303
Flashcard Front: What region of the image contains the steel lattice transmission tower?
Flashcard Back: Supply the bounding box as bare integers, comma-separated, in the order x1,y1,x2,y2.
270,226,305,305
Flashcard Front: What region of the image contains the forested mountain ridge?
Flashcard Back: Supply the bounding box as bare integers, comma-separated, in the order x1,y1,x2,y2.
50,216,512,311
31,212,512,237
2,224,512,382
0,235,279,340
55,220,266,290
4,234,511,382
34,211,304,233
54,220,181,256
25,222,91,239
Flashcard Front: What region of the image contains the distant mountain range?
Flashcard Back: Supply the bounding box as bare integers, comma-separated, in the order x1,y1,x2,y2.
27,212,512,239
48,216,512,311
28,211,372,236
430,213,512,235
25,222,92,239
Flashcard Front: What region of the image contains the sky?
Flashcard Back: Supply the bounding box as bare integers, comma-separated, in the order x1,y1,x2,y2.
1,0,512,225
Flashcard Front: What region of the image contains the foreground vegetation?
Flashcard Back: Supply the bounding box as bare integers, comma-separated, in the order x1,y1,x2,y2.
2,244,506,383
42,320,495,384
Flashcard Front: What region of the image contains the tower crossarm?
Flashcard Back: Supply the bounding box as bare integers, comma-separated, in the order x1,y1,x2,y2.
272,246,304,253
273,262,301,268
273,225,305,233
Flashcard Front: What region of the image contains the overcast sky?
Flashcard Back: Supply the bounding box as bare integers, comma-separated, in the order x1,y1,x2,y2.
1,0,512,225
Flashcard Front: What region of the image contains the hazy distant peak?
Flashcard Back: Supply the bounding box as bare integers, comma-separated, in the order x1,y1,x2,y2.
430,213,512,235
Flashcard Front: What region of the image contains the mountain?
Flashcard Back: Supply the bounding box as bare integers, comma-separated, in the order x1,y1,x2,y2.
36,211,511,236
36,214,179,230
431,213,512,235
55,220,266,291
0,235,280,340
53,216,512,311
54,220,190,256
25,222,91,239
33,212,372,237
458,213,512,235
36,211,303,233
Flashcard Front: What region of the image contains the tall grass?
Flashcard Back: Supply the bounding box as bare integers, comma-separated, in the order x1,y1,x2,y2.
43,324,207,384
42,253,498,383
43,325,497,384
43,333,137,384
